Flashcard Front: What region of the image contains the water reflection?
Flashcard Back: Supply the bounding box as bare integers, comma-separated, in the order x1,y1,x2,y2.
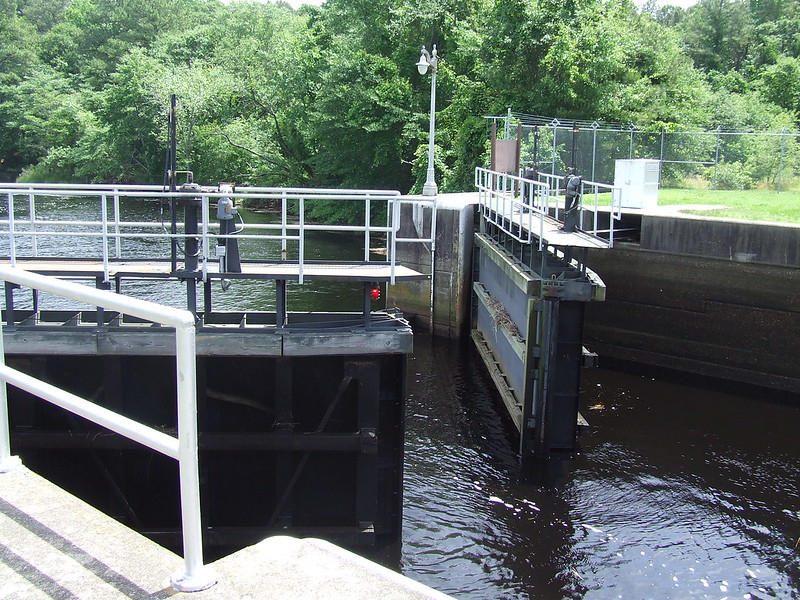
402,335,800,600
4,197,799,598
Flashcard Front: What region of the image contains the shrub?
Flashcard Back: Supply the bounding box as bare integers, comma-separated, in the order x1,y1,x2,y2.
705,161,754,190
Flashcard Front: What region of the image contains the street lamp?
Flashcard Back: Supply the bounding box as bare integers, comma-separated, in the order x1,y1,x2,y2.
416,44,438,196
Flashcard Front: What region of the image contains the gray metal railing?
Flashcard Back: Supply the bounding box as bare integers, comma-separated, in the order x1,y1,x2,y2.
0,266,216,592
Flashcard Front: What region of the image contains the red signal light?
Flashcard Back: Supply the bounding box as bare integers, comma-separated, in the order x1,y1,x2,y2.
370,287,381,301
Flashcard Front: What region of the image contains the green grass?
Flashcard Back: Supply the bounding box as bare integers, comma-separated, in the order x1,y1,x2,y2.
588,187,800,224
658,188,800,224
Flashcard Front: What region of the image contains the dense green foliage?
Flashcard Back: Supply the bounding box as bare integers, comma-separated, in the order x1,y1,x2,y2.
0,0,798,200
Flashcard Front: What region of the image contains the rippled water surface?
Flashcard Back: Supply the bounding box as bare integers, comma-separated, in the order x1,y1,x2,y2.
402,335,800,600
5,197,799,598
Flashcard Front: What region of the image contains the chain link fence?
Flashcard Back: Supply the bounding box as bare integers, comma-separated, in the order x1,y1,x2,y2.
488,112,800,191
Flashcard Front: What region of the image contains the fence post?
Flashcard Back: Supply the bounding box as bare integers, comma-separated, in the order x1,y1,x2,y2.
629,124,636,159
778,127,788,192
591,121,599,183
713,126,722,190
550,118,560,175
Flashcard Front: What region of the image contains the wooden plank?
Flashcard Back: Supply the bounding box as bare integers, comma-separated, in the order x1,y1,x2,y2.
470,329,523,433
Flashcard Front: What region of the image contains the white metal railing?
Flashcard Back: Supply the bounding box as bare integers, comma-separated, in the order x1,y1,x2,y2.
536,172,622,247
0,183,435,286
0,266,217,593
475,167,553,246
475,167,620,249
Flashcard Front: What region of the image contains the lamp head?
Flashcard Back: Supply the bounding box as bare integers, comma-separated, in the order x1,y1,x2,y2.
416,47,430,75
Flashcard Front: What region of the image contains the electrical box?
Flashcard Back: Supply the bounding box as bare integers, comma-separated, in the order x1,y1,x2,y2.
614,159,660,209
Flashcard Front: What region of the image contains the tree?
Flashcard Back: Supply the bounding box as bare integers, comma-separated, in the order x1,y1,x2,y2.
0,7,40,178
680,0,753,72
758,55,800,117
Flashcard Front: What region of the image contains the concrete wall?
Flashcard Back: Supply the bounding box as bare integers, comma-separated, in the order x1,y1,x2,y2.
584,238,800,394
641,213,800,267
386,194,477,338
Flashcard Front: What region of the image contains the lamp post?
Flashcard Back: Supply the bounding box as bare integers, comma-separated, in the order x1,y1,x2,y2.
416,44,438,196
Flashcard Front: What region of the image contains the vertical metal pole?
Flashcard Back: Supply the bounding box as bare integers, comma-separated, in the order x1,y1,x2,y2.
390,199,398,285
778,128,787,192
113,192,122,259
7,193,16,267
298,197,304,284
363,196,371,262
27,190,37,257
629,124,635,159
551,119,559,175
659,128,666,188
171,321,216,592
570,122,579,173
591,122,599,183
363,283,371,329
714,126,722,190
200,195,208,285
422,65,437,196
281,191,288,258
276,280,286,328
100,194,110,284
0,316,22,473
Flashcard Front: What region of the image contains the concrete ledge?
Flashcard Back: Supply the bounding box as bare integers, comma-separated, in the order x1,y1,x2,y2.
204,536,453,600
0,465,452,599
640,212,800,267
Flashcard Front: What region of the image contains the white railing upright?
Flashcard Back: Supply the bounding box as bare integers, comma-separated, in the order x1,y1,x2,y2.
0,265,217,593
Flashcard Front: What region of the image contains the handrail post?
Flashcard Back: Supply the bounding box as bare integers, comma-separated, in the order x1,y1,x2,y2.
298,197,305,284
28,189,38,257
0,317,21,473
101,194,110,283
364,195,371,262
113,191,122,259
201,195,209,283
170,320,216,592
7,193,15,267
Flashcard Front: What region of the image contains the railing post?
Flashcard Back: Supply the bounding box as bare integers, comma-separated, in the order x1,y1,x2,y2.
28,189,37,257
298,197,305,284
7,193,15,267
170,320,217,592
101,194,110,283
0,318,21,473
364,195,371,262
281,191,288,258
113,191,122,259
